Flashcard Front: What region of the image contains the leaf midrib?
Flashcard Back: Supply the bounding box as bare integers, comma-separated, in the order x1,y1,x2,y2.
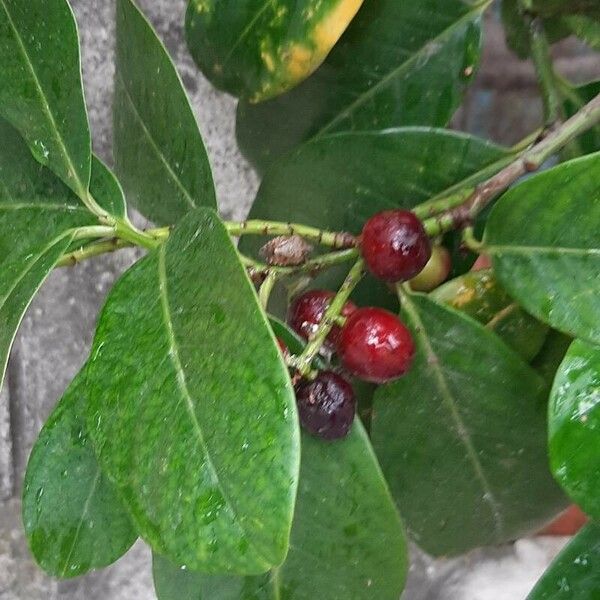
400,291,505,538
156,245,270,569
221,0,274,68
115,74,196,210
0,230,74,390
60,469,101,577
0,230,73,309
0,0,89,199
488,244,600,256
315,1,488,137
0,201,87,212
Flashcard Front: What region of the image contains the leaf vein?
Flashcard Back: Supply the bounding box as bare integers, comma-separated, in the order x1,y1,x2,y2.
60,469,101,577
222,0,275,68
401,290,505,538
156,245,269,567
116,74,196,210
315,3,487,137
0,0,89,199
488,244,600,256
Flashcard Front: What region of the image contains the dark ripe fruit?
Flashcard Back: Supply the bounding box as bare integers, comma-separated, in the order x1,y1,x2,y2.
409,245,451,292
361,210,431,282
338,307,414,383
294,371,356,440
287,290,357,346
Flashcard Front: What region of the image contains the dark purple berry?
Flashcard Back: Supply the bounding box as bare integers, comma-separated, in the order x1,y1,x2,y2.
294,371,356,440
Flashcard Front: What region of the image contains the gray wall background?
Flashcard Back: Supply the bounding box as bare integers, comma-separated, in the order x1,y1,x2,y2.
0,1,598,598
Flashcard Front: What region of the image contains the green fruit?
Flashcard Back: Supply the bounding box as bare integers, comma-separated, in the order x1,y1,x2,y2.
409,245,451,292
431,269,549,361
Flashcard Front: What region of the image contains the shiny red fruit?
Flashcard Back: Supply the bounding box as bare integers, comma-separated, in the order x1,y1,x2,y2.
287,290,357,346
361,210,431,282
338,307,415,383
294,371,356,440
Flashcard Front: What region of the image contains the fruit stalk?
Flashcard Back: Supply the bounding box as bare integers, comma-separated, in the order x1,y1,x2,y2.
293,259,365,376
225,220,356,249
241,247,359,276
424,91,600,235
258,271,277,309
57,237,131,267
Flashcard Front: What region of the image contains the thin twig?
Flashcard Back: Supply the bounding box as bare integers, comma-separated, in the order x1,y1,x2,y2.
292,259,365,377
424,92,600,236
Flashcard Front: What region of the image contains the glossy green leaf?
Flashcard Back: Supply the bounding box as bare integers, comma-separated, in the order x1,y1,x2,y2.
564,80,600,156
549,339,600,519
236,0,489,172
485,153,600,346
527,523,600,599
531,329,572,390
186,0,364,102
372,293,566,556
153,420,407,600
241,128,513,309
0,0,92,200
432,269,549,362
113,0,215,226
23,364,137,578
0,119,95,391
90,156,127,219
85,208,299,574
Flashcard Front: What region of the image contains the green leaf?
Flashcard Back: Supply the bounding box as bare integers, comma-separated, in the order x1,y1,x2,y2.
485,153,600,346
0,0,92,201
153,420,407,600
240,128,513,309
236,0,489,172
548,338,600,519
85,208,299,574
431,269,549,362
563,80,600,156
0,119,95,391
22,364,137,578
531,329,573,390
113,0,216,226
90,156,127,219
527,523,600,599
372,293,566,556
186,0,364,102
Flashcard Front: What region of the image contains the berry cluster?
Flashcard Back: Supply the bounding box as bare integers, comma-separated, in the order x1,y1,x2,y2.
282,210,441,441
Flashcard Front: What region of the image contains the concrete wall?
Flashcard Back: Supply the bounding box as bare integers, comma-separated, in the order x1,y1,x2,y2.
0,1,598,598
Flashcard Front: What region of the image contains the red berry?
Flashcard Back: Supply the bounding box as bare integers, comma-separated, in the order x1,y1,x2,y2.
338,307,414,383
294,371,356,440
361,210,431,282
287,290,357,346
